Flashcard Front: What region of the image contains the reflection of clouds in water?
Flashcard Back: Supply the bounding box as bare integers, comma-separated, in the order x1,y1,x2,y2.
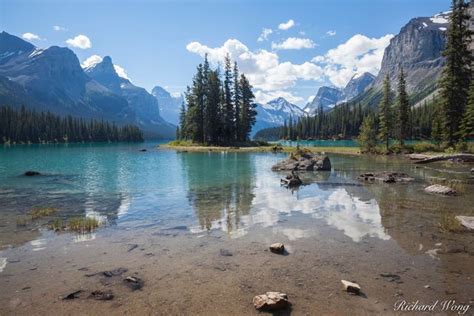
117,194,132,218
30,238,46,251
192,177,389,242
315,188,390,242
0,257,7,272
74,233,96,243
272,227,311,241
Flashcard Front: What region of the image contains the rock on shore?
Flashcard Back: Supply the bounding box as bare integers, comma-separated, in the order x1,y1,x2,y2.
272,149,331,171
253,292,289,311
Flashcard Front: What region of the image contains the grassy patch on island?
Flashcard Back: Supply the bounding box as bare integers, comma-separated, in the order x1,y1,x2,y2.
162,141,360,155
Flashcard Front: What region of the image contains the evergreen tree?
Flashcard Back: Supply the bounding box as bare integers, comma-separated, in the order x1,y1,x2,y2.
439,0,472,145
431,101,444,146
0,106,143,144
233,62,242,141
460,79,474,139
396,67,409,146
178,102,187,140
378,74,392,150
185,85,199,142
204,69,222,144
239,74,257,141
358,115,377,153
223,54,234,142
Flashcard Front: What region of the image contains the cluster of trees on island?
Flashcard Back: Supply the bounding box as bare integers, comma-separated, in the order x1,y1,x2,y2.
176,55,257,145
256,0,473,152
0,106,143,144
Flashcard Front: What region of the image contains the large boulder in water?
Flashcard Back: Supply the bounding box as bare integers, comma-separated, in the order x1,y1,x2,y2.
272,149,331,171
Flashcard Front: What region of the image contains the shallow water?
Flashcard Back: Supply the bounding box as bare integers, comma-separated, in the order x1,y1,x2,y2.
0,142,473,315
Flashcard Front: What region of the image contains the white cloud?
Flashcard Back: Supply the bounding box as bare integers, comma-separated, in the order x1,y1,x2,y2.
186,38,324,105
66,34,91,49
22,32,41,41
53,25,67,31
271,37,316,50
113,64,130,80
81,54,130,80
326,30,336,36
306,95,315,103
312,33,393,87
81,54,102,69
186,39,323,93
257,28,273,42
278,19,295,31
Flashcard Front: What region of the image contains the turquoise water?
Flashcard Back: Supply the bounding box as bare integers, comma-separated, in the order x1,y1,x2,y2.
0,142,472,248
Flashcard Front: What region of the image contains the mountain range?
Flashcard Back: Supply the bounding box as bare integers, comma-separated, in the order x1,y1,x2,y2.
0,31,175,139
151,86,184,125
253,97,304,135
253,9,450,135
303,72,376,114
0,8,451,139
353,11,450,107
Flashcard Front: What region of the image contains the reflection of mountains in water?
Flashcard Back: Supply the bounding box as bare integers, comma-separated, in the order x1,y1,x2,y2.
180,153,390,242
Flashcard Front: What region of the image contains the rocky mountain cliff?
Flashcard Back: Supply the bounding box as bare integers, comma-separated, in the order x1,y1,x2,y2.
0,32,174,138
151,86,184,125
84,56,175,138
304,72,375,114
355,11,449,107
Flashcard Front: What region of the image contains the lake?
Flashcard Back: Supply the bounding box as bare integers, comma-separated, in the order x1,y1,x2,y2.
0,142,473,315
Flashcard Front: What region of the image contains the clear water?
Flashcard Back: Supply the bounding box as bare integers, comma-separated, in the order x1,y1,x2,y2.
0,142,472,248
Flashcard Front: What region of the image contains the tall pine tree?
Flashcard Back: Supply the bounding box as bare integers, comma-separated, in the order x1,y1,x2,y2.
460,78,474,139
223,54,234,142
439,0,472,145
233,62,242,141
378,74,392,150
396,67,409,146
238,74,257,141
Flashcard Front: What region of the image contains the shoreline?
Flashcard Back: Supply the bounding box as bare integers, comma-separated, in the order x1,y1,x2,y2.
160,143,362,155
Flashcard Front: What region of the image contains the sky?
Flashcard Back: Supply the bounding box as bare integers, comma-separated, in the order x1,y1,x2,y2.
1,0,449,106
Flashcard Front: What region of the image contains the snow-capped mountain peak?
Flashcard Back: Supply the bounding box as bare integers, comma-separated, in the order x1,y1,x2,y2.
252,97,305,136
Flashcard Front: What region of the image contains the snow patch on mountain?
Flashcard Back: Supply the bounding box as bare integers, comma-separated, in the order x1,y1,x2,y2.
252,97,305,136
430,15,449,24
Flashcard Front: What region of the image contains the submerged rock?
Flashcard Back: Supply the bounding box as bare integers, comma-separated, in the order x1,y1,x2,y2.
341,280,361,295
61,290,83,300
358,171,414,183
89,290,114,300
424,184,456,195
219,249,233,256
455,216,474,230
103,268,128,277
272,150,331,171
253,292,289,311
24,171,41,176
281,171,302,187
269,243,285,254
124,276,144,291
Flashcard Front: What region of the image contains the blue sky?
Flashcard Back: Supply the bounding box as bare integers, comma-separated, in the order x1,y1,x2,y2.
1,0,449,105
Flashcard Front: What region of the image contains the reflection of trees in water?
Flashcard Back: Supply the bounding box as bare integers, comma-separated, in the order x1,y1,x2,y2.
180,152,255,233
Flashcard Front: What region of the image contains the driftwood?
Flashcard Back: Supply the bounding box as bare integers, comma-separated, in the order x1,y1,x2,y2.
414,154,474,164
